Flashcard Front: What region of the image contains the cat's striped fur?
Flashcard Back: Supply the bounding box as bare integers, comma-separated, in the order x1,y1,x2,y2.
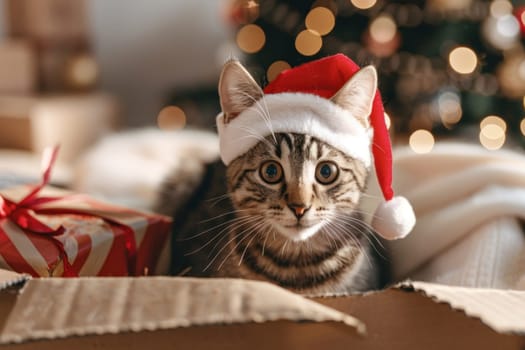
158,132,383,295
156,58,386,294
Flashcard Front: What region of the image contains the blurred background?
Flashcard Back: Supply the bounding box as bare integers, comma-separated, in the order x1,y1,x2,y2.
1,0,525,186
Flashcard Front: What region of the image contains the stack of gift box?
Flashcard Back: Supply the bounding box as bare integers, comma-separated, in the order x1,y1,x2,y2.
0,2,172,278
0,0,119,184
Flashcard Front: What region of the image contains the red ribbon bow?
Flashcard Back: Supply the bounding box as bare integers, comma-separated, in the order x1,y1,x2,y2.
0,146,77,276
0,146,137,277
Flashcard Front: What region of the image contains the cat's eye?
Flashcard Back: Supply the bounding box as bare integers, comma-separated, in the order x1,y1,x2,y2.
315,161,339,184
260,161,283,184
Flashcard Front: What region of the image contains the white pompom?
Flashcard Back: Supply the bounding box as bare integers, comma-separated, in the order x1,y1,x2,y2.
372,196,416,240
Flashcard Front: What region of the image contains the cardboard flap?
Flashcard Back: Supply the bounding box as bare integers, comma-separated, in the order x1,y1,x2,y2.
399,281,525,334
0,269,29,291
0,276,364,344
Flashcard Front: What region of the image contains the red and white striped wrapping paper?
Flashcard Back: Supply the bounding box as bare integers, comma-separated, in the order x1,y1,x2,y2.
0,186,172,277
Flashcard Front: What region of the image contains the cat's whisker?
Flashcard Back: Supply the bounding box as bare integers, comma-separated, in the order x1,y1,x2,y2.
206,193,230,201
325,220,360,250
185,216,261,256
204,228,249,272
234,95,273,137
321,223,339,251
239,224,270,266
238,91,277,145
332,217,371,247
205,193,232,207
324,221,373,268
257,101,277,146
321,223,346,251
197,208,251,224
279,239,289,257
180,214,256,241
328,214,386,261
229,123,273,150
258,97,277,145
331,212,386,251
214,220,268,271
206,216,263,257
206,218,265,271
238,233,257,266
339,206,380,220
330,213,373,234
319,218,339,250
237,126,275,150
261,227,271,257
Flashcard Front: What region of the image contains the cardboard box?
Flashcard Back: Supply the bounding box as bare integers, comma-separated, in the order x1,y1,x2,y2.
0,270,523,349
0,40,37,95
0,93,119,161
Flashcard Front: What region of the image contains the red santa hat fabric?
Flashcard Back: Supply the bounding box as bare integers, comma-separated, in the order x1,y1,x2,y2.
217,54,415,240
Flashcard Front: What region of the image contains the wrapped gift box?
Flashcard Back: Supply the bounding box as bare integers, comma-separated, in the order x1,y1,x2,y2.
0,185,172,277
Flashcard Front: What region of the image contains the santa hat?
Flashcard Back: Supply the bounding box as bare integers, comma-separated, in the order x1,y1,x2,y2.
217,54,415,240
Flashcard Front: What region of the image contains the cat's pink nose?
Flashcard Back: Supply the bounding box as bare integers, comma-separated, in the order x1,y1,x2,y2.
288,204,310,219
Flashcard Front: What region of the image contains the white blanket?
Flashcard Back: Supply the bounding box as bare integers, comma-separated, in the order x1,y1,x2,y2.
379,143,525,289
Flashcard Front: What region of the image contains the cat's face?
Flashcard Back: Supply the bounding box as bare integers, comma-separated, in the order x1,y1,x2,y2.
218,59,377,243
227,133,368,241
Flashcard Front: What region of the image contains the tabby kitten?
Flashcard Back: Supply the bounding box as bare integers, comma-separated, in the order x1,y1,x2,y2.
158,60,384,295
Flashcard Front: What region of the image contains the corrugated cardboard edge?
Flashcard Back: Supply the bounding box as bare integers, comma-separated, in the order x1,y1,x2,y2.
0,276,365,344
397,280,525,335
0,269,30,290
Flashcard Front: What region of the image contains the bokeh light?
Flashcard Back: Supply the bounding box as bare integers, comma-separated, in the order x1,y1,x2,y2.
67,54,98,88
482,11,520,51
480,115,507,132
449,47,478,74
236,24,266,53
479,115,506,150
351,0,377,10
437,91,462,126
496,15,520,39
490,0,513,18
369,15,397,43
409,129,435,154
267,60,291,82
481,124,505,139
479,131,505,150
157,106,187,130
520,118,525,135
295,29,323,56
305,7,335,36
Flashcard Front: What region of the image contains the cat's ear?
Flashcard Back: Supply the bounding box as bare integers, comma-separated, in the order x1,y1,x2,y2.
331,65,377,128
219,60,263,123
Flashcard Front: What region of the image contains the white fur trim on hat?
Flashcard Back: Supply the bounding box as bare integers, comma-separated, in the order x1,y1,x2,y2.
217,93,371,166
372,196,416,240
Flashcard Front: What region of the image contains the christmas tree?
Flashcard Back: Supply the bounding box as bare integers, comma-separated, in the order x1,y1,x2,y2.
227,0,525,152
